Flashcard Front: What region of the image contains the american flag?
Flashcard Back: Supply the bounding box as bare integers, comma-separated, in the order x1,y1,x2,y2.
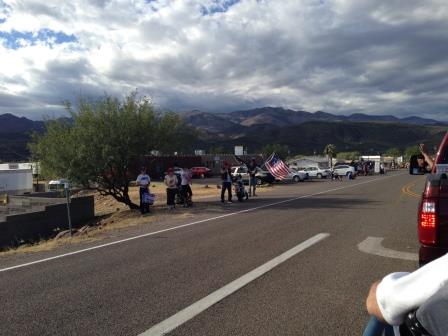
265,153,290,180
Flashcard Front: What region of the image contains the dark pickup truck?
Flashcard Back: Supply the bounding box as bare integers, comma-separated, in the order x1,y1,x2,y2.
416,132,448,265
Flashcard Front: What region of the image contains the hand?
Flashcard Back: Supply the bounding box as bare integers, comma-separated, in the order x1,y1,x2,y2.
366,280,386,322
419,143,428,155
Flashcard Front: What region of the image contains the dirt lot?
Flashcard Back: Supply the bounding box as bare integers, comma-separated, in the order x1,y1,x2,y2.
94,181,225,216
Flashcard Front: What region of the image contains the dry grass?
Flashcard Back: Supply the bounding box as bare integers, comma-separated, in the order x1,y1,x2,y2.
93,182,223,216
93,182,270,216
0,235,101,256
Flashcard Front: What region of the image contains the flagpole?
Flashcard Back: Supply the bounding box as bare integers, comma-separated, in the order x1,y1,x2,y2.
263,152,275,167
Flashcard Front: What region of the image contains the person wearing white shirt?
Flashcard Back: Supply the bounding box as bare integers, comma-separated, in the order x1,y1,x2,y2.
365,253,448,335
136,167,151,214
180,168,193,207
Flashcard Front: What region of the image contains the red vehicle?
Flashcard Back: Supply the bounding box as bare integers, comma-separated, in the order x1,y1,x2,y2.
415,132,448,265
190,166,212,178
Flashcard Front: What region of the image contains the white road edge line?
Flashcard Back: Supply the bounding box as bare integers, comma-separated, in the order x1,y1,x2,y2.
0,173,401,273
138,233,330,336
358,237,418,261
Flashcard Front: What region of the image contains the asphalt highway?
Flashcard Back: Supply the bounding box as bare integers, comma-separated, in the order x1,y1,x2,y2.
0,171,426,335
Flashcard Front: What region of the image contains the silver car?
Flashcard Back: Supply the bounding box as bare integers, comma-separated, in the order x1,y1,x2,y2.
287,169,309,182
332,165,356,176
304,166,330,179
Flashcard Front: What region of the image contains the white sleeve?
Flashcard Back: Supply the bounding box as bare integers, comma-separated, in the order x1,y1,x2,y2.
376,253,448,325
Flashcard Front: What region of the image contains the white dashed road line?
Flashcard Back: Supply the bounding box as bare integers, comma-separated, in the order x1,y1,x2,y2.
138,233,330,336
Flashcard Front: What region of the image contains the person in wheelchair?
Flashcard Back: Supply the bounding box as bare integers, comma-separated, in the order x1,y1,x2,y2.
234,174,249,202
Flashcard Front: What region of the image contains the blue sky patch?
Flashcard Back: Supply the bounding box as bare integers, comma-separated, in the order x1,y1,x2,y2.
201,0,240,15
0,29,77,49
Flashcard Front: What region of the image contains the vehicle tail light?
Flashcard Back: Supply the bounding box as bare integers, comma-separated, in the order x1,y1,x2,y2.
418,201,437,244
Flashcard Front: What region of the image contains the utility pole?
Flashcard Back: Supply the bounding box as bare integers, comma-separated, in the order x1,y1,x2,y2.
64,182,72,236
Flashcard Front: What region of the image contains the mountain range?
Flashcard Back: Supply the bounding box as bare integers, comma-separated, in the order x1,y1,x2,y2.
180,107,445,133
179,107,447,154
0,108,447,161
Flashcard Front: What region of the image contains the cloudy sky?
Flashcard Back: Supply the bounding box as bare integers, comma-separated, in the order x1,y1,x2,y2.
1,0,448,120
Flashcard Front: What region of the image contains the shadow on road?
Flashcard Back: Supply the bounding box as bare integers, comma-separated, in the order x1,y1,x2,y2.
182,196,379,217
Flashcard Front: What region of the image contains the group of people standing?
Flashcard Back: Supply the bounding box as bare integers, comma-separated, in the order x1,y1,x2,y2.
164,166,193,210
220,158,258,203
136,165,193,214
136,158,259,212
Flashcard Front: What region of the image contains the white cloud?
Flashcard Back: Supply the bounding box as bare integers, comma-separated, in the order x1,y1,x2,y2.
0,0,448,120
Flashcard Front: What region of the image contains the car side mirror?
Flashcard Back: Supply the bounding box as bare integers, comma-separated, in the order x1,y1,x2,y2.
409,155,427,175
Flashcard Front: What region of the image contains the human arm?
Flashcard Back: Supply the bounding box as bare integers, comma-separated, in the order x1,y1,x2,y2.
420,144,434,170
366,281,385,322
367,253,448,325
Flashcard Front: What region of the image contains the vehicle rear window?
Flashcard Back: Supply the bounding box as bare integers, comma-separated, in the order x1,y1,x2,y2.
439,145,448,164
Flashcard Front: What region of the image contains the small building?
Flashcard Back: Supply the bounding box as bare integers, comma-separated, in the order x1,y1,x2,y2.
382,156,404,168
287,157,330,170
0,166,33,195
0,162,40,176
194,149,206,156
361,155,383,173
234,146,247,156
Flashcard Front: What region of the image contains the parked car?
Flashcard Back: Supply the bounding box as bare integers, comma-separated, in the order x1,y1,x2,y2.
332,165,356,177
231,166,249,179
255,168,276,185
231,165,276,185
278,169,308,183
304,166,330,179
190,167,212,178
412,132,448,265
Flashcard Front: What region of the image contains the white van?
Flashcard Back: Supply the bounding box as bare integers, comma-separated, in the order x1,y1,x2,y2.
48,179,69,191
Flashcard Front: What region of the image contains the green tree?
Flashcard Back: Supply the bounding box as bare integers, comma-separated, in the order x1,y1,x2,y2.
30,93,195,209
404,145,421,161
336,151,360,161
156,111,197,154
385,147,402,158
261,144,289,160
323,144,337,168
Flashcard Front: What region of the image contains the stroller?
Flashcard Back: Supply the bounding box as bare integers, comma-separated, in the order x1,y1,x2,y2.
177,186,193,207
175,172,193,207
234,175,249,202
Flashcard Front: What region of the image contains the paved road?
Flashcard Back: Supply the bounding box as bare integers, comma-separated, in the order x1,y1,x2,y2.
0,172,425,335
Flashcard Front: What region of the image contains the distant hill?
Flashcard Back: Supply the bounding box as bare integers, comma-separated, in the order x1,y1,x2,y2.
193,120,447,155
0,114,45,162
181,110,246,134
180,107,447,155
0,113,44,134
0,109,446,162
181,107,446,130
